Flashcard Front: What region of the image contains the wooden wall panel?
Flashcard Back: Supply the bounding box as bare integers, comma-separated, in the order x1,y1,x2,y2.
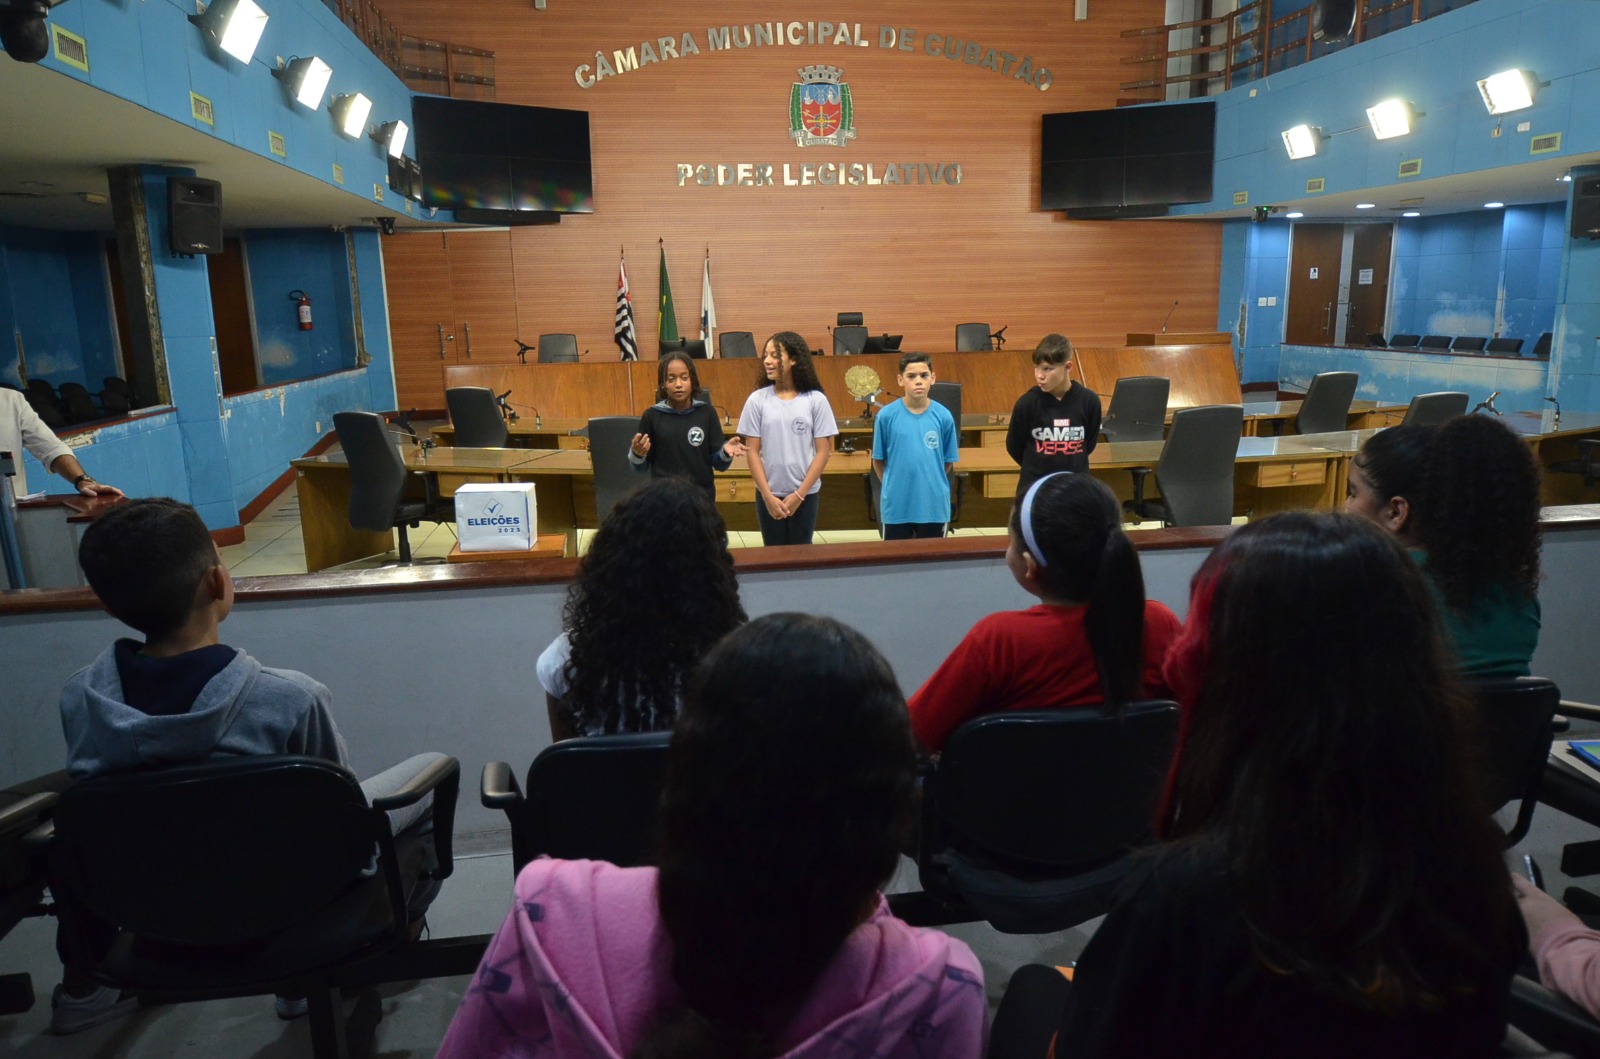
1076,344,1243,408
382,0,1219,382
444,363,634,419
383,232,453,408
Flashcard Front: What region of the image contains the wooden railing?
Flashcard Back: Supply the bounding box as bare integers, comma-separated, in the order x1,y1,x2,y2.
1119,0,1473,103
321,0,496,100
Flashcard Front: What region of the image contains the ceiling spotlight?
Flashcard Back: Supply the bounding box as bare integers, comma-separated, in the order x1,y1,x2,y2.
1402,211,1421,217
1356,202,1376,209
273,56,332,110
1366,98,1416,140
331,93,373,139
189,0,269,64
1484,201,1505,209
1286,211,1305,219
1477,69,1536,115
371,119,409,158
1281,124,1324,160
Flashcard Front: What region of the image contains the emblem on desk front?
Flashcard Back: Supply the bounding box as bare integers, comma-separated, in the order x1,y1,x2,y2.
790,66,856,148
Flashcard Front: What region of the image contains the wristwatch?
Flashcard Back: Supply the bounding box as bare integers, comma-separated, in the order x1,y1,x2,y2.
73,473,96,487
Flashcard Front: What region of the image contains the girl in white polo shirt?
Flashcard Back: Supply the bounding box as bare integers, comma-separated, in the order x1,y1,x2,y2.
735,331,838,545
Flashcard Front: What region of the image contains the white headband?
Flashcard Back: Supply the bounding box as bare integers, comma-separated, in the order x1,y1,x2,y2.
1019,472,1070,567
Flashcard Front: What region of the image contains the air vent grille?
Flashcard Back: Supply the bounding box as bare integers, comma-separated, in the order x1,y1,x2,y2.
1531,133,1562,155
1398,159,1422,178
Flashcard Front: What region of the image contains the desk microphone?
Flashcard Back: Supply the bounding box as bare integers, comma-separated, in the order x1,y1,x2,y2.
389,421,435,452
991,325,1008,349
1472,391,1502,416
513,339,533,364
1160,300,1179,334
495,390,519,423
1546,396,1562,425
713,403,731,427
510,402,542,428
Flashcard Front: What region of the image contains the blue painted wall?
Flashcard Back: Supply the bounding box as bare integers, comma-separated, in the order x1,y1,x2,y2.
1279,343,1548,415
17,410,191,504
0,227,119,391
246,230,359,385
1551,164,1600,412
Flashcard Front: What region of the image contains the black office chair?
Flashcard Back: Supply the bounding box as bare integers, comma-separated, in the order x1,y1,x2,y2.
98,387,130,416
58,382,102,423
1366,332,1388,347
482,732,671,877
1401,391,1470,427
587,415,645,522
1532,332,1553,359
44,754,477,1059
888,703,1179,935
445,386,510,448
954,323,993,352
23,380,65,429
718,330,757,359
1466,678,1559,847
0,787,57,1014
1507,974,1599,1059
1292,370,1359,435
833,325,868,356
1389,333,1422,348
1548,440,1600,489
1124,404,1243,527
1418,334,1453,350
538,333,579,363
1102,376,1170,443
1487,337,1526,354
1453,336,1489,352
333,411,454,564
836,312,864,327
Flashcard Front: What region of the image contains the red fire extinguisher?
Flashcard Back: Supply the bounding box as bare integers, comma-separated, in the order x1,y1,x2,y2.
290,289,313,331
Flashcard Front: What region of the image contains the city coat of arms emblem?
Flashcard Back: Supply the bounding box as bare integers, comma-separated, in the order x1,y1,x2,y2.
789,65,857,148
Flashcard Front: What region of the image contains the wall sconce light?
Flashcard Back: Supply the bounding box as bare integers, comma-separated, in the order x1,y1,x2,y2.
189,0,269,63
1477,69,1537,115
371,119,409,158
1366,98,1417,140
1281,124,1324,160
330,93,372,138
272,55,331,110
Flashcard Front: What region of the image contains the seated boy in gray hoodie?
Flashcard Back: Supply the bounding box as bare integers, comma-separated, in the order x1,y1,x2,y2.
51,498,442,1033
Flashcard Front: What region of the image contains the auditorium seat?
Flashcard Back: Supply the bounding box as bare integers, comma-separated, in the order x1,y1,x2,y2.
1452,336,1488,352
1417,334,1453,350
1388,333,1422,348
1532,332,1553,358
1467,677,1559,847
1486,337,1525,354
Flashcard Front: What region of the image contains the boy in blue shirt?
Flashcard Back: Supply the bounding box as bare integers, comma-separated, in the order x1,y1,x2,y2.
872,353,959,539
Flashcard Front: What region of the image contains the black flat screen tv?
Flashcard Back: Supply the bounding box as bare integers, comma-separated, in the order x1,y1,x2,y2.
1041,100,1215,217
412,96,594,216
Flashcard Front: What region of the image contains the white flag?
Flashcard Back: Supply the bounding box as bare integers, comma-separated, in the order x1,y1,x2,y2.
699,253,717,357
614,256,638,362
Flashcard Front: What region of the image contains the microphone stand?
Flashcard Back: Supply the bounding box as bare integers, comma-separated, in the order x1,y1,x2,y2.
514,339,533,364
990,325,1008,350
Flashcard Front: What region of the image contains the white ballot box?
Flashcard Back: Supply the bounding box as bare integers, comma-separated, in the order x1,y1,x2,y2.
454,482,538,552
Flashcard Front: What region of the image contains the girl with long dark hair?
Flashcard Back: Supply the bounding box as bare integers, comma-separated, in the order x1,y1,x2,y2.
1047,513,1523,1056
535,477,745,740
441,614,988,1059
906,472,1179,752
629,350,744,501
734,331,837,546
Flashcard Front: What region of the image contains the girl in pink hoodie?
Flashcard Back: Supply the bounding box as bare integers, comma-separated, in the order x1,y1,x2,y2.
438,613,986,1059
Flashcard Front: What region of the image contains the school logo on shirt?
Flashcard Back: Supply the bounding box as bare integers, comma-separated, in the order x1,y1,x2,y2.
923,430,939,449
791,419,809,435
687,426,705,447
1031,418,1086,456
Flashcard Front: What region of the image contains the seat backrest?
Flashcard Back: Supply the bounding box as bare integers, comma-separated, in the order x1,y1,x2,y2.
24,387,66,428
929,381,962,425
954,323,992,352
588,415,647,521
1401,391,1469,427
1293,371,1359,434
836,311,863,327
1531,332,1553,358
1486,337,1524,354
1389,334,1422,348
1418,334,1453,349
515,732,672,871
1156,404,1243,526
1365,332,1388,347
538,333,579,363
333,411,408,532
51,756,380,946
719,330,757,359
1103,376,1170,443
833,325,868,356
58,382,100,422
103,376,131,396
99,388,131,416
1467,677,1560,846
1452,336,1488,352
932,703,1179,869
446,386,510,447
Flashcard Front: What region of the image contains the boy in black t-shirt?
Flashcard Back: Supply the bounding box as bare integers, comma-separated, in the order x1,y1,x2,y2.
1005,333,1102,492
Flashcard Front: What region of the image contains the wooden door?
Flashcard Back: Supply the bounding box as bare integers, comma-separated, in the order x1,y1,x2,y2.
1346,224,1393,345
445,231,520,368
207,238,258,395
1285,223,1345,346
383,232,455,410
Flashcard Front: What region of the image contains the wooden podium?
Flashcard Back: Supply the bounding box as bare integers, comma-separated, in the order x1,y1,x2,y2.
1126,331,1233,347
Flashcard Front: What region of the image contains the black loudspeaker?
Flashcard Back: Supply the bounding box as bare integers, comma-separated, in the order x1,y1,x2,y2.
1310,0,1358,42
168,177,222,255
1572,176,1600,240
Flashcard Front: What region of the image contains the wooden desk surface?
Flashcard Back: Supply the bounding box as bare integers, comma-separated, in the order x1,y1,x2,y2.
295,445,552,475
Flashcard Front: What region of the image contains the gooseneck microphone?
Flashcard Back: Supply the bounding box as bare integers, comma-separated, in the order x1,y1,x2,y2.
1160,300,1179,334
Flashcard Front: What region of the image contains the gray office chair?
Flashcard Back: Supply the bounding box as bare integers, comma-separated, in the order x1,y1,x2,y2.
1401,391,1469,427
332,411,454,564
1102,376,1169,443
718,331,757,359
538,333,579,364
833,326,868,356
955,323,993,352
1124,404,1243,527
836,312,864,327
445,386,509,448
587,415,646,522
1292,371,1358,435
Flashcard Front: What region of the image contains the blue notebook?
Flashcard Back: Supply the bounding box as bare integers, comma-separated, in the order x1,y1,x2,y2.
1569,741,1600,771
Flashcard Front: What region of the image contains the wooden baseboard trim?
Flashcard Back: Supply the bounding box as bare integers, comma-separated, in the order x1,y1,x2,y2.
237,432,340,525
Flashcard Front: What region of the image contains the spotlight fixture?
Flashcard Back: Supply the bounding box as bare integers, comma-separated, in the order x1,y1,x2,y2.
0,0,68,64
1355,203,1376,209
330,92,372,138
1366,98,1416,140
189,0,268,63
371,119,409,158
1281,124,1324,160
1477,69,1536,115
1286,211,1305,219
273,55,331,110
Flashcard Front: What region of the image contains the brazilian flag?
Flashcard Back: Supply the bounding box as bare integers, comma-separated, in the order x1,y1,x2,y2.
658,244,679,344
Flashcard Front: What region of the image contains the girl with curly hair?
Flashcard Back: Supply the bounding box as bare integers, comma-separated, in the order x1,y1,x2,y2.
735,331,837,546
1346,415,1541,676
441,614,987,1059
535,477,745,739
